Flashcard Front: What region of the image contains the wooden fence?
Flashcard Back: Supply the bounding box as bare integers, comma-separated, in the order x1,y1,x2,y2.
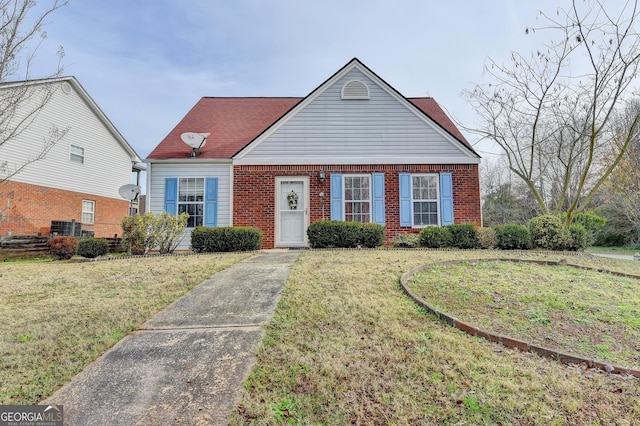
0,235,125,260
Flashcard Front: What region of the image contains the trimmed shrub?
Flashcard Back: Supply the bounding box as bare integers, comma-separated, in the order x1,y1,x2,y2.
77,238,109,258
495,224,532,250
477,227,497,249
566,224,587,251
307,221,359,248
448,224,481,249
419,226,452,248
529,215,570,250
360,223,385,248
307,220,384,248
191,226,263,252
47,236,78,260
392,233,421,248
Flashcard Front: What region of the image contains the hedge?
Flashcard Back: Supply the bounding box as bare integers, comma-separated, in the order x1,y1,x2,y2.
307,220,384,248
191,226,263,252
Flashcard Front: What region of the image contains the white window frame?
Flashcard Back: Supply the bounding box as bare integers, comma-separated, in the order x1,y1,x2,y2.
178,177,205,228
343,174,372,223
82,200,95,224
70,144,85,164
411,174,440,227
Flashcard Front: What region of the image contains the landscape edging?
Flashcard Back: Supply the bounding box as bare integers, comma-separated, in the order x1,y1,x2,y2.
399,258,640,378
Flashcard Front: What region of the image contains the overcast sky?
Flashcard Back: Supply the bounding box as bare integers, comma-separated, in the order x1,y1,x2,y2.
25,1,603,162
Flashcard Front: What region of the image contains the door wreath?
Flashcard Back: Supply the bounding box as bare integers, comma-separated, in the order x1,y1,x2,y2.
287,190,299,210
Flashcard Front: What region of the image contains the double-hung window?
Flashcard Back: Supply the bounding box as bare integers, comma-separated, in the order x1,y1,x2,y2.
330,173,385,225
70,145,85,164
412,174,439,226
178,178,204,228
399,172,454,227
165,177,218,228
82,200,95,224
344,175,371,223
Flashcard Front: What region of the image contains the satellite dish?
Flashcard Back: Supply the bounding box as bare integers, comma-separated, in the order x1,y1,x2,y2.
119,184,141,201
180,132,209,149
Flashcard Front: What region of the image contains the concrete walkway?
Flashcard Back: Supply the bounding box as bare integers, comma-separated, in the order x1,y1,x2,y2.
43,251,300,426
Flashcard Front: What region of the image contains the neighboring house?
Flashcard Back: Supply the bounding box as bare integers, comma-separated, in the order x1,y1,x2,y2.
145,58,481,249
0,77,143,238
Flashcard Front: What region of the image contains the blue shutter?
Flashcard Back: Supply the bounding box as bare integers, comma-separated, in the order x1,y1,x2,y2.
440,172,454,225
399,173,412,227
204,177,218,227
330,173,343,220
164,178,177,215
372,173,385,226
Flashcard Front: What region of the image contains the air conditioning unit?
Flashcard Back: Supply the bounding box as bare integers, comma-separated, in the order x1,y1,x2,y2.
50,220,82,237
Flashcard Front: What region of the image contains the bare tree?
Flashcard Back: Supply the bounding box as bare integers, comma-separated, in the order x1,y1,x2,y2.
0,0,68,184
596,100,640,241
466,0,640,225
481,158,540,226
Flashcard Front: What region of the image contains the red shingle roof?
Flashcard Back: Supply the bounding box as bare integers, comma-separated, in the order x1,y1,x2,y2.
146,96,473,160
147,97,302,160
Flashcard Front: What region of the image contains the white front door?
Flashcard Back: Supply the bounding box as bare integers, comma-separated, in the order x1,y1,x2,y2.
276,177,309,247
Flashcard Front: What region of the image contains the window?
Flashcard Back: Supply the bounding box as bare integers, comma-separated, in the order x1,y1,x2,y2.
400,172,453,228
344,175,370,223
412,174,439,226
178,177,204,227
70,145,84,164
82,200,95,224
165,177,217,228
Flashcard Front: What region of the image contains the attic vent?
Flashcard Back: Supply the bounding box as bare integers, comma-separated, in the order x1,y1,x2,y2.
341,80,370,100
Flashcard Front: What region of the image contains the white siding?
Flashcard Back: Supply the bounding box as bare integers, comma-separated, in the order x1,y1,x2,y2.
147,162,232,250
239,68,474,164
0,81,134,199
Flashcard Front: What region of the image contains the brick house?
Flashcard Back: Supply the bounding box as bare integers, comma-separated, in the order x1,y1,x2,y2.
0,77,142,238
145,58,481,249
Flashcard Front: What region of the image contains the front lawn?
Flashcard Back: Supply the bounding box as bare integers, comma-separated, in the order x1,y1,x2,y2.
231,250,640,425
0,253,252,404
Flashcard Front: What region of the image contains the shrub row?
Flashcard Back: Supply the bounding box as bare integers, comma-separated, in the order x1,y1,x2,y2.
307,220,385,248
47,224,266,259
390,215,587,251
191,226,263,252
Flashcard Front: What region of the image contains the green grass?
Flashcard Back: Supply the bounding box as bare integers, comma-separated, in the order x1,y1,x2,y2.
230,250,640,425
588,246,640,255
407,259,640,368
0,252,252,404
3,249,640,424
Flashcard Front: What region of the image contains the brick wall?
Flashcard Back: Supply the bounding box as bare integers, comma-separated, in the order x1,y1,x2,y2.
0,180,129,237
234,164,481,248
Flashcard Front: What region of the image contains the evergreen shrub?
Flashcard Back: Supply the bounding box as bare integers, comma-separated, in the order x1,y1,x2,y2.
306,220,384,248
77,238,109,258
566,224,587,251
419,226,452,248
494,224,532,250
529,215,570,250
191,226,263,252
448,224,481,249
